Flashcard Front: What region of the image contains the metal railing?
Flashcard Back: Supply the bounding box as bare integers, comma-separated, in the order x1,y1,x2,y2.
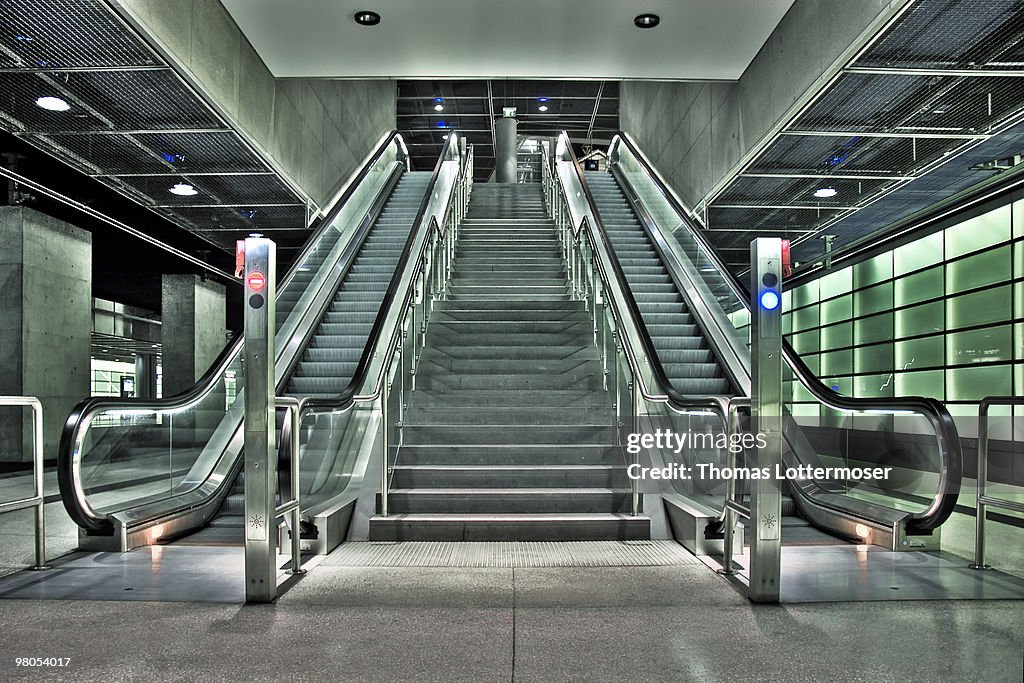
275,397,304,576
970,396,1024,570
0,396,48,570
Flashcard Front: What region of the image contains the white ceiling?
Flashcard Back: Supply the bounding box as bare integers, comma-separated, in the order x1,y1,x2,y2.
222,0,795,80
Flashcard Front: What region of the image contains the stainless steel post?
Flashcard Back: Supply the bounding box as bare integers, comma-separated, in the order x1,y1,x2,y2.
749,238,783,603
970,401,990,569
380,385,390,517
243,236,277,603
30,400,46,570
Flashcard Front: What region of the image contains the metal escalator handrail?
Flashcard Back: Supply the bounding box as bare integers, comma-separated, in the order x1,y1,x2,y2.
58,131,410,533
553,133,732,420
294,131,467,416
608,131,962,531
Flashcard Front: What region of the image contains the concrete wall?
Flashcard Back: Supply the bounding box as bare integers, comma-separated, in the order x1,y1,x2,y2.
111,0,396,210
620,0,909,211
0,207,92,464
160,274,226,396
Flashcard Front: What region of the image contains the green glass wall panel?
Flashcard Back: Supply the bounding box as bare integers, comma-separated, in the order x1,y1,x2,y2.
945,245,1010,293
894,231,943,276
793,304,819,332
821,349,853,375
855,342,894,373
947,364,1011,401
946,285,1011,330
820,321,852,351
855,373,895,398
821,294,852,324
945,205,1010,259
853,252,893,288
894,266,943,307
792,280,819,309
895,335,944,370
895,369,945,399
896,300,944,337
819,267,853,300
792,329,819,354
946,325,1012,365
855,281,893,317
854,312,893,345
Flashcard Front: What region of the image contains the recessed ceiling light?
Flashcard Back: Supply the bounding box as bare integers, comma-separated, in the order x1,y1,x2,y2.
814,187,838,198
442,134,449,139
170,182,198,196
538,97,548,103
634,13,660,29
353,10,380,26
35,95,70,111
434,103,444,112
538,105,548,112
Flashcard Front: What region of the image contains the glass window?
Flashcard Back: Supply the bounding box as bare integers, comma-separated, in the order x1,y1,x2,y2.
895,369,945,399
793,304,819,332
895,335,944,370
820,349,852,376
792,329,820,355
854,312,892,345
946,285,1011,330
782,290,792,310
853,252,893,289
855,281,893,317
1015,240,1024,278
894,265,944,307
896,300,944,338
946,325,1012,365
821,294,852,324
945,245,1010,294
894,231,943,276
791,280,819,310
855,343,893,374
801,353,820,374
947,364,1011,401
820,321,852,351
945,205,1010,259
819,267,852,300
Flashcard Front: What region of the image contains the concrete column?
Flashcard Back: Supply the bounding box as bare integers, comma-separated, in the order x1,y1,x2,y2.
160,275,226,396
0,207,91,465
134,353,159,399
495,117,518,183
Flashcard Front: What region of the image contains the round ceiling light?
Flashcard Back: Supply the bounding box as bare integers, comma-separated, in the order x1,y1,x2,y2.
634,13,660,29
813,187,838,198
169,182,198,196
538,105,549,112
353,10,381,26
35,95,70,111
434,103,444,111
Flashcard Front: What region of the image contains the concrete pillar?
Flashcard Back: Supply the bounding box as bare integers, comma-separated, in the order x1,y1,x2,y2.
160,275,226,396
134,353,159,399
495,117,518,183
0,207,91,465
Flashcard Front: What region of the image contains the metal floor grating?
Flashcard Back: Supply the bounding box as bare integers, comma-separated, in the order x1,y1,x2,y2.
323,541,702,568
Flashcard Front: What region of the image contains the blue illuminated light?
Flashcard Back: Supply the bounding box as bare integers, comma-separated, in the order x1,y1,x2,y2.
436,121,447,128
538,97,548,102
760,290,780,311
434,97,443,103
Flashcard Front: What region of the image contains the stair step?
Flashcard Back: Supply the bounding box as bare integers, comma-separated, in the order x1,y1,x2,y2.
368,513,650,541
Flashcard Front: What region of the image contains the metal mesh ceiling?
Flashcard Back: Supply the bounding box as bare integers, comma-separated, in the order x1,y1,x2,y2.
0,0,307,257
398,80,619,180
705,0,1024,274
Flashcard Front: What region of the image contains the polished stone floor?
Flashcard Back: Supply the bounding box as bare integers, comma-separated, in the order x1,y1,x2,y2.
1,558,1022,681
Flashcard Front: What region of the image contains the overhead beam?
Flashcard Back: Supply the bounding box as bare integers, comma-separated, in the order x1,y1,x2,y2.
846,66,1024,78
739,172,913,181
712,204,861,211
782,129,988,140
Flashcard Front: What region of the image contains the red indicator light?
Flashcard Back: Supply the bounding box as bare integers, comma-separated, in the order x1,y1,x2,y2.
247,271,266,291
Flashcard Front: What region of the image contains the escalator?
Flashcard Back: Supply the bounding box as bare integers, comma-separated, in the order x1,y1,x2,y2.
553,131,962,553
58,132,465,551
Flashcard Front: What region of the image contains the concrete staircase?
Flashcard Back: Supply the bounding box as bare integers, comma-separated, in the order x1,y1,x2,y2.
369,183,650,541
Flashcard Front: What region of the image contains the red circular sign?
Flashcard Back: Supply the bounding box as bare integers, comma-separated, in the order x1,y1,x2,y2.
247,271,266,291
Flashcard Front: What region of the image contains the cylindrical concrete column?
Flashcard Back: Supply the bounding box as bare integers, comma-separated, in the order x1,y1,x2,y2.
494,117,518,183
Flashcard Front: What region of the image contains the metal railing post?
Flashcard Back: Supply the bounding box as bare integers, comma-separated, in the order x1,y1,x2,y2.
0,397,51,572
